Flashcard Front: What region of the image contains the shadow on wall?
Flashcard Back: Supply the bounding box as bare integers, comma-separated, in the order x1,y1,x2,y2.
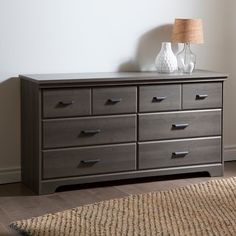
0,77,20,170
118,24,179,72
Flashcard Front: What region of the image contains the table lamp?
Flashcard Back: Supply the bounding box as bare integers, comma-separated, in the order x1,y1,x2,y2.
172,18,204,73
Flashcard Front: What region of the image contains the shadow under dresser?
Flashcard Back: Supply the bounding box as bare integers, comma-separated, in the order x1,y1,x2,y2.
20,70,227,194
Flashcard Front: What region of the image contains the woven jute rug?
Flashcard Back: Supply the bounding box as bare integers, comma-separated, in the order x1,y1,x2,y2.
10,177,236,236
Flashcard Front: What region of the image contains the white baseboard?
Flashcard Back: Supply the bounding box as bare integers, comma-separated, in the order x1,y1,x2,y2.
224,145,236,161
0,167,21,184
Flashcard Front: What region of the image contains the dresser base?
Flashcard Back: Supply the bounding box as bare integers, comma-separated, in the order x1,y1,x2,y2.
35,163,223,195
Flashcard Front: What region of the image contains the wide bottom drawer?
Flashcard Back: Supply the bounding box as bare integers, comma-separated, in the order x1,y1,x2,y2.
43,143,136,179
139,137,221,170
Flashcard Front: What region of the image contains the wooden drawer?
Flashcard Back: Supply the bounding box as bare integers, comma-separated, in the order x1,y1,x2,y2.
43,114,136,148
43,143,136,179
139,85,181,112
139,137,221,169
183,83,222,109
93,86,137,115
139,110,221,141
43,88,91,118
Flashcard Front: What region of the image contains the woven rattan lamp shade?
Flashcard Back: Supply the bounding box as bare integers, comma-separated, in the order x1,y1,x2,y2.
172,19,204,44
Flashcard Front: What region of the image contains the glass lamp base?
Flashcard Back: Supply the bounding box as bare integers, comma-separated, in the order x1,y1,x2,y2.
177,43,196,74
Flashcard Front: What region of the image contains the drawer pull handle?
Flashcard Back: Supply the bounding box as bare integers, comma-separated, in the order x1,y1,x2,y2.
172,151,189,158
59,100,75,106
172,123,189,129
81,129,101,135
196,94,208,99
107,98,122,103
81,159,100,165
152,96,167,102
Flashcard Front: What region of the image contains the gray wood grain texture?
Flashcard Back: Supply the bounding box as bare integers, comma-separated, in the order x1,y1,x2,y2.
21,80,41,194
40,164,223,194
43,115,137,148
139,110,221,141
43,88,91,118
20,71,227,195
43,143,136,179
139,84,181,112
93,86,137,115
183,82,222,109
139,137,221,169
20,70,227,85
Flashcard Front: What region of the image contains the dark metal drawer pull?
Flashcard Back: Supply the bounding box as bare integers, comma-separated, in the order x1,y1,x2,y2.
81,129,101,135
172,151,189,158
172,123,189,129
81,159,100,164
196,94,208,99
59,100,75,106
107,98,122,103
152,96,167,102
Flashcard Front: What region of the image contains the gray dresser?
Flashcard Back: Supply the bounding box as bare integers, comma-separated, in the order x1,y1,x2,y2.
20,70,227,194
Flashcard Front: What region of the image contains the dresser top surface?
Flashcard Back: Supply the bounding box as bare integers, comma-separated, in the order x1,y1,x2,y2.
20,70,228,85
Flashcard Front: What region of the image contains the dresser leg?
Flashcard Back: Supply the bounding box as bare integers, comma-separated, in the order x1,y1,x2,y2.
208,165,223,177
38,183,58,195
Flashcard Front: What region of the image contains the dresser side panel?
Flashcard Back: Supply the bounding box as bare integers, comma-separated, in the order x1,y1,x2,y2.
21,79,41,193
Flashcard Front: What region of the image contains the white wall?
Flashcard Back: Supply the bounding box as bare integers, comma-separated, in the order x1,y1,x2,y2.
0,0,233,183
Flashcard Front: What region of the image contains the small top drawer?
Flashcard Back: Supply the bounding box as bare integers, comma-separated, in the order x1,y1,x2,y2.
93,86,137,115
43,88,91,118
183,83,222,109
139,85,181,112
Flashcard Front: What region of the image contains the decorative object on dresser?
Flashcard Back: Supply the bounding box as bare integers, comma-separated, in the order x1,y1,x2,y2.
20,70,227,195
172,18,204,73
155,42,178,73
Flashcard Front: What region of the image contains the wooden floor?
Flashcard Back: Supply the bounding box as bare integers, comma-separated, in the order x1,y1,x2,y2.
0,162,236,236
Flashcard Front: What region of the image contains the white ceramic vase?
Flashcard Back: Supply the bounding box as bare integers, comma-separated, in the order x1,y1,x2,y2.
155,42,178,73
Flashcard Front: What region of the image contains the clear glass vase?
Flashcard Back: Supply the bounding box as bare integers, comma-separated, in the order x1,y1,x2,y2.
177,43,196,73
